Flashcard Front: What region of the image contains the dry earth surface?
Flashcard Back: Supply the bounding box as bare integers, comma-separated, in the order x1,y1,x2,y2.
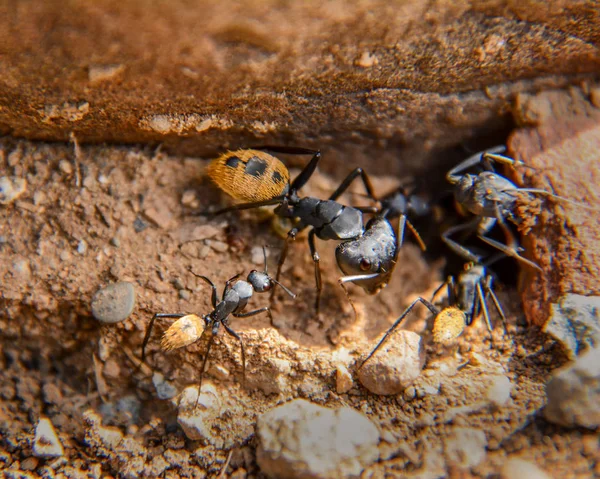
0,123,598,477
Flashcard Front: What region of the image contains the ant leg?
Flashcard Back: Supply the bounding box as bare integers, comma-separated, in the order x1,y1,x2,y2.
199,196,286,217
189,272,219,307
329,168,377,202
442,217,488,263
394,213,426,253
446,146,507,184
484,276,509,337
337,280,359,321
431,276,454,304
483,152,529,170
222,273,244,300
141,313,186,362
477,208,542,272
234,307,272,323
475,281,495,344
261,245,268,273
222,321,246,388
360,298,439,369
195,322,219,407
308,229,322,318
270,227,298,303
404,216,426,251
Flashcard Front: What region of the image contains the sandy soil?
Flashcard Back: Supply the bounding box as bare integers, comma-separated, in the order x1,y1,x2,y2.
0,138,598,478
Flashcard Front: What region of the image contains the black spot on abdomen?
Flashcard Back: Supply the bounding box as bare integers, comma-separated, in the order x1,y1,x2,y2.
225,156,241,168
245,156,268,177
272,171,283,184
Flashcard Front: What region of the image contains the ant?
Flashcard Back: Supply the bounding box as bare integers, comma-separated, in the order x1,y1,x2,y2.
360,260,508,367
203,146,425,317
140,247,295,395
443,145,597,271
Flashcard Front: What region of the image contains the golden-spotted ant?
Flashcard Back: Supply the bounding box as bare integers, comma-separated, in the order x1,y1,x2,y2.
203,146,425,318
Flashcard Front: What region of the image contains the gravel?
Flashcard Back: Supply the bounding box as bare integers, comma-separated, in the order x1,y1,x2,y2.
32,417,64,458
0,176,27,204
443,427,487,469
544,345,600,428
357,330,426,395
91,281,136,324
176,384,222,443
501,458,552,479
544,294,600,359
256,398,380,479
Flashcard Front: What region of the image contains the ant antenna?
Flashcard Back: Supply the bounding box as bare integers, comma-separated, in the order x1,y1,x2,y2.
262,245,268,273
270,278,297,298
504,188,600,211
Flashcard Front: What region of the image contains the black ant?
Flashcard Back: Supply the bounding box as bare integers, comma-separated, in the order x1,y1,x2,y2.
360,260,508,367
141,247,295,395
203,146,425,317
443,145,597,271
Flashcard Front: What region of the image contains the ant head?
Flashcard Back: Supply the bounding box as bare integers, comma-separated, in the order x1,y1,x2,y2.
432,307,466,344
335,217,397,294
247,270,273,293
454,174,475,204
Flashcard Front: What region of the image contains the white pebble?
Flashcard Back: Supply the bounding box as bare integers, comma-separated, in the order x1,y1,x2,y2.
358,330,426,395
0,176,27,204
443,427,487,469
544,346,600,428
33,418,64,458
256,399,380,479
486,375,512,407
501,458,551,479
177,384,221,443
335,364,353,394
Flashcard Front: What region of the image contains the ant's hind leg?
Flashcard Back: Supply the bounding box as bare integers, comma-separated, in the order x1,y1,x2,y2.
360,298,439,369
329,168,377,202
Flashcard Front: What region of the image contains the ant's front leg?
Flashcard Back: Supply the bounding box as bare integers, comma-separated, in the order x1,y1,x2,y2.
270,227,299,304
189,271,219,308
446,146,507,184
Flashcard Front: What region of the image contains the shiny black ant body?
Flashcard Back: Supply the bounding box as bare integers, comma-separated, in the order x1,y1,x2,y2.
204,146,425,317
141,248,295,393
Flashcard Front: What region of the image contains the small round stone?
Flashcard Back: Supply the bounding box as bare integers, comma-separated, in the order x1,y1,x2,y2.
443,427,487,469
256,398,380,479
91,281,136,324
358,330,426,395
501,458,552,479
0,176,27,204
